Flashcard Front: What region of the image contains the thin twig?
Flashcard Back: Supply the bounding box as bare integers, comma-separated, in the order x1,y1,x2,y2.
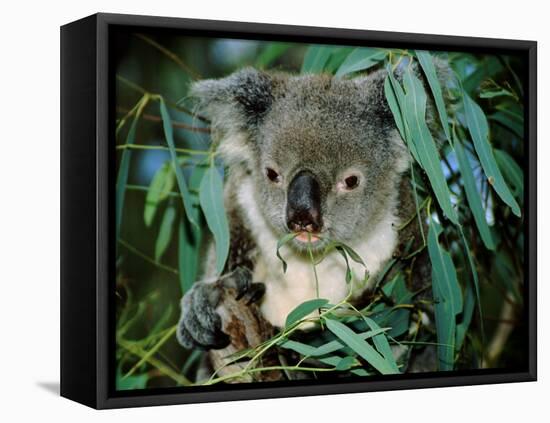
118,238,179,276
123,326,178,380
117,107,210,133
118,337,191,386
135,33,201,80
116,143,211,156
125,184,200,197
116,75,210,123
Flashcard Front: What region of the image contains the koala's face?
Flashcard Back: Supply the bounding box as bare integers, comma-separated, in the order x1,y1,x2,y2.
192,68,408,252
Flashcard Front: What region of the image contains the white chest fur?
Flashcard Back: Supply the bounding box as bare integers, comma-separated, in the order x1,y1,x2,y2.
236,177,399,329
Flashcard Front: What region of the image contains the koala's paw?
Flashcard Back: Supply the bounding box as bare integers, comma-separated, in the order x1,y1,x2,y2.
177,282,230,350
176,268,266,350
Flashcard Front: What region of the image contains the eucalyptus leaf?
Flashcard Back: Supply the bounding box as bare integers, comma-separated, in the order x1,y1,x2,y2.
144,162,175,227
489,111,523,138
178,217,201,294
325,318,399,375
454,137,495,250
301,46,333,74
155,205,177,261
463,93,521,217
428,220,462,370
285,298,328,328
159,98,198,227
178,166,206,293
455,279,475,351
416,50,451,142
384,70,421,164
279,327,389,357
116,96,148,240
199,166,230,275
335,47,386,78
256,42,291,68
495,149,524,198
458,226,485,350
480,89,515,99
402,69,458,224
276,232,299,273
324,47,355,73
116,366,148,391
363,317,399,372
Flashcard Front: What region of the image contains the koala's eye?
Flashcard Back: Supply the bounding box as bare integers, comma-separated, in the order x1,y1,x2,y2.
266,167,281,183
344,175,359,189
337,173,362,193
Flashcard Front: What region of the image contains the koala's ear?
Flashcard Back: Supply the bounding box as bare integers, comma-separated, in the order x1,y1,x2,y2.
353,69,394,123
190,67,276,131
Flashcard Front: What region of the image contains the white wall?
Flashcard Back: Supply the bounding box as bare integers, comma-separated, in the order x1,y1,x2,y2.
1,0,546,421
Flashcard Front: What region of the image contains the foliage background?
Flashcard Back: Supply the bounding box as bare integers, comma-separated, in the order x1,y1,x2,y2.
114,30,528,390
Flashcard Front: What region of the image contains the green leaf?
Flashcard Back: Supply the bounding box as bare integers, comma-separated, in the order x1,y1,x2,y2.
428,220,462,370
324,47,355,73
199,166,230,275
279,327,390,357
335,47,386,78
116,366,148,391
495,149,524,198
402,70,458,224
178,218,201,294
178,166,205,293
428,220,463,317
463,93,521,217
454,137,495,250
334,246,353,284
335,356,357,371
285,298,328,328
416,50,451,142
159,98,198,227
480,89,515,99
301,46,333,74
489,111,523,138
363,317,399,372
276,232,299,273
384,70,421,164
325,318,399,375
116,97,148,240
326,241,366,284
144,162,175,227
154,204,176,261
384,76,405,139
384,309,411,338
256,42,291,68
333,242,365,266
455,278,475,351
458,226,485,352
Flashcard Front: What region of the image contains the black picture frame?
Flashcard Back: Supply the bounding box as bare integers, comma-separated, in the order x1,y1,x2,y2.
60,12,537,409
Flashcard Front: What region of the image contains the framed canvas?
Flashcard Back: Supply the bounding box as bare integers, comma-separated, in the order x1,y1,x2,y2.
60,13,537,409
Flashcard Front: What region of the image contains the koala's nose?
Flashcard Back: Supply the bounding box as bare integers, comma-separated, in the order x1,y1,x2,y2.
286,170,323,233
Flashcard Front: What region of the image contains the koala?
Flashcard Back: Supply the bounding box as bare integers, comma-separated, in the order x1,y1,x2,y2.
176,66,434,375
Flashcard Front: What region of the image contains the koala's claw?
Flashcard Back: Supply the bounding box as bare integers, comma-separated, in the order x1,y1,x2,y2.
177,282,230,350
232,267,254,300
242,282,266,305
